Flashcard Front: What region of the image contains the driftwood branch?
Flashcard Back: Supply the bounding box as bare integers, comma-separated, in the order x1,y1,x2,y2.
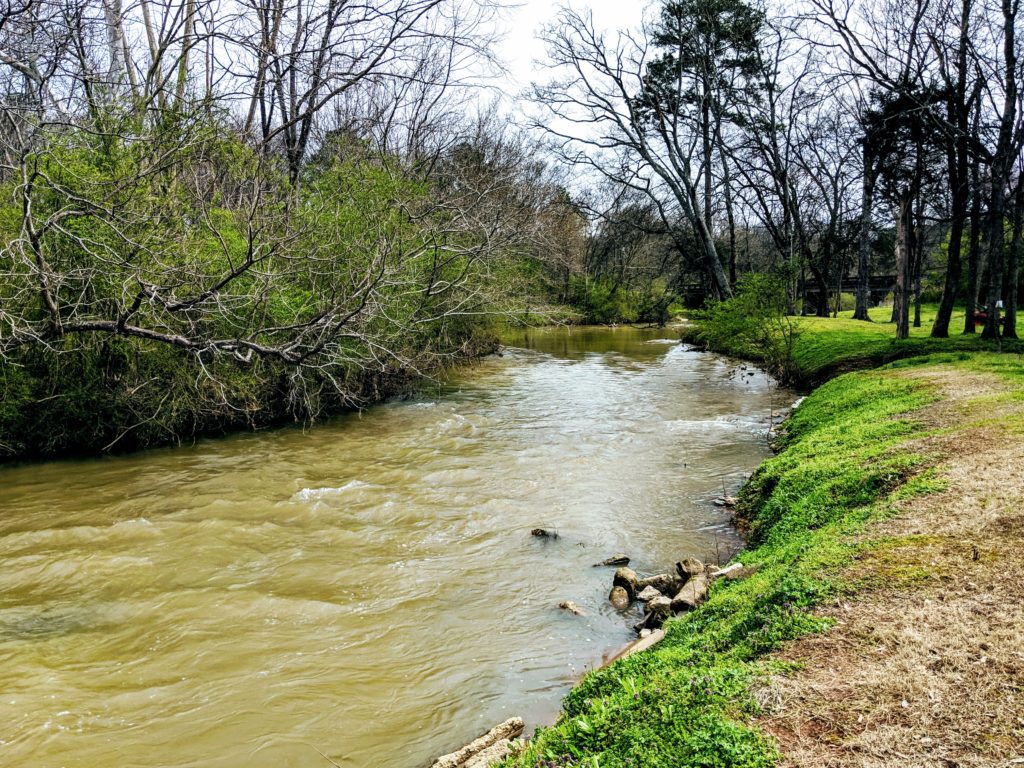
429,717,524,768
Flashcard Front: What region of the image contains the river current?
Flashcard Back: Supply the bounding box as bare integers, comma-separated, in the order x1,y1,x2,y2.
0,326,789,767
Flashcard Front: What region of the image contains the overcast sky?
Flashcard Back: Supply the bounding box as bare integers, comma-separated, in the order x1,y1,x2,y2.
492,0,648,99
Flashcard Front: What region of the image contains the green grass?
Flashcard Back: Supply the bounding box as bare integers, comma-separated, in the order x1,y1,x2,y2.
502,360,961,768
789,306,1024,383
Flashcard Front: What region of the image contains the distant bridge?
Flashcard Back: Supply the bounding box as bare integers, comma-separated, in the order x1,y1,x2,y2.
678,274,897,306
803,275,897,305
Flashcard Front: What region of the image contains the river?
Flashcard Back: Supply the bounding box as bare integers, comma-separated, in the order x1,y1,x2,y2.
0,326,789,768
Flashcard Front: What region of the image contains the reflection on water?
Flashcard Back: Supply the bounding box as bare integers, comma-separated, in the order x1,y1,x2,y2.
0,326,791,768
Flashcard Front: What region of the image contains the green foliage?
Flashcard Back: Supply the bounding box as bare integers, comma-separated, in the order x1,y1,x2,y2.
685,297,1024,386
0,114,509,458
567,276,673,325
691,275,802,380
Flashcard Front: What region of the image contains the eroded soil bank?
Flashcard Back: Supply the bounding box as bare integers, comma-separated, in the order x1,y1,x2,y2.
757,359,1024,767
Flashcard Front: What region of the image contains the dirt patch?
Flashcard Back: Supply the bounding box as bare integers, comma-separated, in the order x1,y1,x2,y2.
757,366,1024,767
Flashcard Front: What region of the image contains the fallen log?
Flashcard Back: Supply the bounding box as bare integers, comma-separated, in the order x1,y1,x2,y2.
606,628,666,665
463,739,514,768
558,600,586,616
592,554,630,567
710,562,744,579
430,718,525,768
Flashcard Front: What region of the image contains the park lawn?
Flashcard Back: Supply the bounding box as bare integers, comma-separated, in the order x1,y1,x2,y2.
786,306,1024,383
682,303,1024,386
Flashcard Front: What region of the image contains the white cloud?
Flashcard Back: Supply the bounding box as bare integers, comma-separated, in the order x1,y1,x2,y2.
493,0,648,100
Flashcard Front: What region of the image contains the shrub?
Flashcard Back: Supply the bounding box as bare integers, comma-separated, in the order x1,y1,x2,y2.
692,275,802,381
836,292,856,312
568,276,673,325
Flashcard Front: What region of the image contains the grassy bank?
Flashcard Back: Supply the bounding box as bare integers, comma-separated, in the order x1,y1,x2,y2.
680,305,1024,387
503,317,1024,767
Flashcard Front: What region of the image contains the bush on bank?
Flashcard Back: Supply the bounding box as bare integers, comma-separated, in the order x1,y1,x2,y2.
566,276,674,326
0,118,525,460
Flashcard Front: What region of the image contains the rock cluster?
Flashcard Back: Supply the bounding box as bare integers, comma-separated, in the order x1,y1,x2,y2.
535,530,747,635
602,557,724,634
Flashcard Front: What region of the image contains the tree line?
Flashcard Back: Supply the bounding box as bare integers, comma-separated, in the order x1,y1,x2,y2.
532,0,1024,340
2,0,1022,456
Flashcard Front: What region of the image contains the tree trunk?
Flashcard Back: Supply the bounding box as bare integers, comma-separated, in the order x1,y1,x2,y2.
982,0,1018,340
798,263,807,315
833,259,844,317
721,154,738,287
688,185,730,300
932,0,972,337
703,232,731,301
963,162,984,334
702,97,713,237
101,0,128,97
932,209,966,337
810,265,830,317
912,195,924,328
853,147,876,321
1003,183,1023,338
175,0,196,105
895,194,913,339
981,183,1006,340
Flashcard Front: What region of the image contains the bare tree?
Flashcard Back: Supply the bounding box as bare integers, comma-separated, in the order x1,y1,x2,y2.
229,0,497,181
530,7,735,300
979,0,1023,338
0,0,542,455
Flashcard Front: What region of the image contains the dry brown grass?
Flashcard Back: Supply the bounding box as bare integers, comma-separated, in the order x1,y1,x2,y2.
757,366,1024,768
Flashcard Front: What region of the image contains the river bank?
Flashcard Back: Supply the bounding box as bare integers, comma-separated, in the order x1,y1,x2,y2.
500,319,1024,767
679,305,1024,388
0,325,500,463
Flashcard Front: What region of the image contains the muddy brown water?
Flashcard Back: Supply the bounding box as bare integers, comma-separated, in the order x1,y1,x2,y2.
0,326,791,768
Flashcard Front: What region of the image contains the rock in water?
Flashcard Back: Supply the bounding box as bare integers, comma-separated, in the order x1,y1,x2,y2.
675,558,705,580
531,528,558,539
558,600,586,616
634,595,672,632
593,554,630,567
637,573,680,595
636,585,663,603
671,573,709,613
464,740,514,768
608,585,631,610
647,595,671,616
430,718,525,768
613,566,639,599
